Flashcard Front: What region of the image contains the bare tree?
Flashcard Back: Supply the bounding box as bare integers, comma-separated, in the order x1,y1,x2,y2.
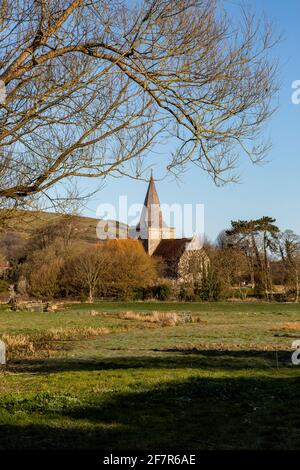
65,246,110,302
277,230,300,302
0,0,278,212
214,233,249,289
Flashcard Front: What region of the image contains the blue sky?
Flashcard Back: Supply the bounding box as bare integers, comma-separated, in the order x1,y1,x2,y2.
82,0,300,242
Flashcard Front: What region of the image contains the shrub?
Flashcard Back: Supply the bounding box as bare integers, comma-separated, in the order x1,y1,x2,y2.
198,268,222,301
272,292,289,303
179,285,195,301
22,245,65,299
133,283,173,301
153,284,172,301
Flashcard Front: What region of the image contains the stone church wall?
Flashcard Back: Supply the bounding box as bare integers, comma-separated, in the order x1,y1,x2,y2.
177,250,209,284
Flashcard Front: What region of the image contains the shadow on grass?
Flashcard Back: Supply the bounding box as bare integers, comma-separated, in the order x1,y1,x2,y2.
0,374,300,450
8,348,293,374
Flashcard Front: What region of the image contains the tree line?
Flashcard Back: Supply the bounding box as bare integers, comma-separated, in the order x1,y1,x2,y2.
0,215,299,303
0,218,161,302
206,217,300,302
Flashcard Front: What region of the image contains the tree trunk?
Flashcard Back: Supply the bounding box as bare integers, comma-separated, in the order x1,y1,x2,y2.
88,286,93,303
295,269,299,303
247,255,255,289
251,233,264,294
263,232,270,300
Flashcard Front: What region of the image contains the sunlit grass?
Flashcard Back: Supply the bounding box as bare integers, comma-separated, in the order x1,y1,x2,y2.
0,301,300,449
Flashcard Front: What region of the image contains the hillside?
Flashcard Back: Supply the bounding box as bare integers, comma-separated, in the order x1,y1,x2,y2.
0,210,129,246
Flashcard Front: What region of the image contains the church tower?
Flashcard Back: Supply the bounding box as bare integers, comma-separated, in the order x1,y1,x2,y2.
129,174,175,255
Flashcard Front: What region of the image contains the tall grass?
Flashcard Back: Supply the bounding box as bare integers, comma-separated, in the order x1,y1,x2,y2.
117,310,201,326
1,326,123,359
89,309,202,326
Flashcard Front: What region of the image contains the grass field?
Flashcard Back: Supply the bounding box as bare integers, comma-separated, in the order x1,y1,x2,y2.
0,301,300,450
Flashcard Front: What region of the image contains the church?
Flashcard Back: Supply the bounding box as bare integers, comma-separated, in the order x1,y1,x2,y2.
128,175,209,284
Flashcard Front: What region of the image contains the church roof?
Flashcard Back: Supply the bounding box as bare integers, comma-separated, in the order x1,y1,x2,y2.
153,238,192,259
137,174,163,230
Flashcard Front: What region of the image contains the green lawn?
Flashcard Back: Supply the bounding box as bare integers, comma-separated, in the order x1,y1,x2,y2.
0,301,300,449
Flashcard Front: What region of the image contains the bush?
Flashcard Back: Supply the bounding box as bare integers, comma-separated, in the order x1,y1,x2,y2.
22,244,66,299
153,284,172,301
272,292,289,302
198,268,221,301
179,285,195,301
230,287,254,300
132,283,172,301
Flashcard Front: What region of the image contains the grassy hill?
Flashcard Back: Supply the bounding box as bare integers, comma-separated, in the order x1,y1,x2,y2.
0,210,129,246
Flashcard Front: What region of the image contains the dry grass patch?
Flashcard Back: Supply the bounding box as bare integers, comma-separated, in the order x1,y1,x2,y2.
1,326,126,359
44,326,112,341
2,334,36,357
117,311,202,327
274,322,300,331
118,310,179,326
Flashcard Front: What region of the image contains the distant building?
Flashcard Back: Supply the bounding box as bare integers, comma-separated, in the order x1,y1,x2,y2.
129,175,209,283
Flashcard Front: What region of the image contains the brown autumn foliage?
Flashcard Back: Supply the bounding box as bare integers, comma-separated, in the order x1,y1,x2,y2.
102,239,159,297
22,244,65,299
62,239,159,300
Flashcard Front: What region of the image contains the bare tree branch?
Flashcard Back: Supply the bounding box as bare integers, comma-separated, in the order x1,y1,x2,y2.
0,0,279,213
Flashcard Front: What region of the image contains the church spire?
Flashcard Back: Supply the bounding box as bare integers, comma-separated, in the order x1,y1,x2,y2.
128,171,176,255
143,172,160,209
137,172,163,230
